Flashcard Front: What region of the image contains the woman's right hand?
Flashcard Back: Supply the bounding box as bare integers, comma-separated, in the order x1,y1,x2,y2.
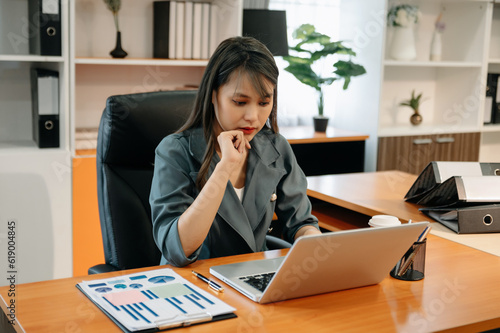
216,130,251,168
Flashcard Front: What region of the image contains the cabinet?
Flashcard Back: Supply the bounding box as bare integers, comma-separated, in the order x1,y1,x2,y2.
377,132,480,174
0,0,72,285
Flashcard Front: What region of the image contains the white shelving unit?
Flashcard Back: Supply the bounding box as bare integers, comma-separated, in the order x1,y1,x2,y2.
335,0,499,171
379,0,490,137
0,0,72,285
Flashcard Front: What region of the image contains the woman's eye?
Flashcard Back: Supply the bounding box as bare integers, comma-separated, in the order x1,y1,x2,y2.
232,100,246,106
260,102,270,106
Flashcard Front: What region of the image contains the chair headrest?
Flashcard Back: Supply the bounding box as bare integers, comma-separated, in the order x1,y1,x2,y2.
98,90,197,168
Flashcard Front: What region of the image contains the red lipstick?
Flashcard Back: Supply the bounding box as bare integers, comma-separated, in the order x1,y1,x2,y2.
240,127,255,135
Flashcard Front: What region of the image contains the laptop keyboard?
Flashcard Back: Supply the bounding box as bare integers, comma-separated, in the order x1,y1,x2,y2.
239,272,276,292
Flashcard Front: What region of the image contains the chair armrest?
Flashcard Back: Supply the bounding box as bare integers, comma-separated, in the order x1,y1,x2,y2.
88,263,120,275
266,235,292,250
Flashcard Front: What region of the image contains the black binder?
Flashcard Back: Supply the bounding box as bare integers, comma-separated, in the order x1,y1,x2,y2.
405,161,500,203
420,204,500,234
492,73,500,124
153,1,171,58
31,68,59,148
28,0,62,56
416,175,500,207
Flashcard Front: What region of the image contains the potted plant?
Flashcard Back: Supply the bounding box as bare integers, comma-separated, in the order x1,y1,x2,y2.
283,24,366,132
386,4,421,61
400,90,425,125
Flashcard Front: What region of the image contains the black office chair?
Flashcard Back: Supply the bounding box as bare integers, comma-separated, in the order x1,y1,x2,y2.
89,90,290,274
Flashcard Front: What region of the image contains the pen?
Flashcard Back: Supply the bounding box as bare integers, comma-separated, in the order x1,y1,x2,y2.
397,242,425,276
417,225,432,242
192,270,224,293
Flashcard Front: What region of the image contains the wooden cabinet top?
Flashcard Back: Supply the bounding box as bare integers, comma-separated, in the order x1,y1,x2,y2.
280,126,369,144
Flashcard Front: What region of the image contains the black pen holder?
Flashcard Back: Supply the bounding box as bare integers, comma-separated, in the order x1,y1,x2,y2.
390,238,427,281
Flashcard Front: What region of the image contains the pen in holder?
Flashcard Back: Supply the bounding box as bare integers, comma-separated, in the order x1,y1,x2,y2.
390,238,427,281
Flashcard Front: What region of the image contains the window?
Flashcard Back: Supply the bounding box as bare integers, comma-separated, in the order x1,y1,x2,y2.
268,0,342,126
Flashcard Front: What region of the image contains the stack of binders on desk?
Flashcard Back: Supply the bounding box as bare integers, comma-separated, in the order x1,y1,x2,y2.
405,161,500,234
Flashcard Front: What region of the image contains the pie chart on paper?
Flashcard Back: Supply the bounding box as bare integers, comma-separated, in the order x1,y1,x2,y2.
148,276,175,284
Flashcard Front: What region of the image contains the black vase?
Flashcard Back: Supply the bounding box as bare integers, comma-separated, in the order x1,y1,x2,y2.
110,31,128,58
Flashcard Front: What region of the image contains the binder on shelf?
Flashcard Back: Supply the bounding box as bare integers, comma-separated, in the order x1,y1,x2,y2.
153,1,172,59
192,2,203,59
28,0,62,56
175,1,185,59
209,3,219,56
168,1,177,59
183,1,193,59
405,161,500,203
485,73,496,124
494,74,500,124
31,68,59,148
420,204,500,234
201,2,210,59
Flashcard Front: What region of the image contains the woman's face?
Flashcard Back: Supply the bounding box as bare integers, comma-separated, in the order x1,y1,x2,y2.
212,71,274,142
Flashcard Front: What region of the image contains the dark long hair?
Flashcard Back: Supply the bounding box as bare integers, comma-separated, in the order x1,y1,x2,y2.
178,36,280,189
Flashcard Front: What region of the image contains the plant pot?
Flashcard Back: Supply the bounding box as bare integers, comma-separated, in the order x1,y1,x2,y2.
410,112,422,125
389,25,417,61
110,31,128,58
313,116,329,132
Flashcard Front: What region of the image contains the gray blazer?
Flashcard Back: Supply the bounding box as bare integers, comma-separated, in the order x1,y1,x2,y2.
150,127,319,267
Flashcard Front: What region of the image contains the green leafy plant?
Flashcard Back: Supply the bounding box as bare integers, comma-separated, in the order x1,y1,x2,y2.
103,0,121,31
283,24,366,117
400,90,424,114
387,4,420,27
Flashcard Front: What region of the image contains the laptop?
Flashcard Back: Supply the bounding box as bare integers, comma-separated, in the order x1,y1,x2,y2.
210,222,429,304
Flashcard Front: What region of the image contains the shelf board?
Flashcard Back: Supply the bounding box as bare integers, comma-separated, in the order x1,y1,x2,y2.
0,141,71,156
378,124,481,137
74,57,209,67
488,58,500,64
0,54,64,62
482,124,500,132
384,60,482,68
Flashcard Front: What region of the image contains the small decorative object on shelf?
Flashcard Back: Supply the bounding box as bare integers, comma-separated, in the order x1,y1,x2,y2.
283,24,366,132
103,0,128,58
400,90,425,125
387,4,420,61
430,13,445,61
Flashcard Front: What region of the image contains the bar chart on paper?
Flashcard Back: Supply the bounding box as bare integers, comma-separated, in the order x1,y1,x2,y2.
76,268,236,332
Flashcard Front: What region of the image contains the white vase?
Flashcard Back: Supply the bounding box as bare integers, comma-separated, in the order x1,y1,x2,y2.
430,30,442,61
389,26,417,61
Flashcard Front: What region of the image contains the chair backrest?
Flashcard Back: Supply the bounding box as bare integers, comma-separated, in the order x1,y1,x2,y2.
96,90,197,271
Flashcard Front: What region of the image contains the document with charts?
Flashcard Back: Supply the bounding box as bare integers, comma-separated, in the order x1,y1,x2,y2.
76,268,236,332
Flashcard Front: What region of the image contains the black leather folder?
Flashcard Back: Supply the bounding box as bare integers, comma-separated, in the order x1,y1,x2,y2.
28,0,62,56
31,68,59,148
415,175,500,207
420,204,500,234
405,161,500,203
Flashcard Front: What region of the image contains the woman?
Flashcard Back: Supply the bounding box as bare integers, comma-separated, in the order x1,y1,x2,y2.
150,36,320,267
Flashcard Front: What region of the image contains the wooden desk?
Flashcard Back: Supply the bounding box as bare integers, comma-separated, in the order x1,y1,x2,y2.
280,126,369,176
307,170,500,256
2,236,500,333
307,170,423,225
